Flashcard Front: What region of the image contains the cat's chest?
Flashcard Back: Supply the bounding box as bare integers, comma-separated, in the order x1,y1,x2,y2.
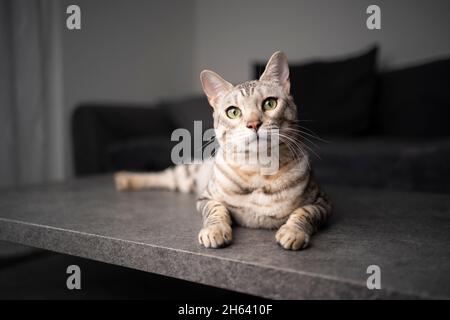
218,185,299,229
210,159,308,228
226,192,293,229
246,175,269,189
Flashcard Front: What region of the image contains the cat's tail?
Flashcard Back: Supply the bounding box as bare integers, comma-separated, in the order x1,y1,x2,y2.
114,163,203,194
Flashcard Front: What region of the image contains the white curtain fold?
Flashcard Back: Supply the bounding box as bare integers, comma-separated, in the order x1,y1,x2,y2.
0,0,64,188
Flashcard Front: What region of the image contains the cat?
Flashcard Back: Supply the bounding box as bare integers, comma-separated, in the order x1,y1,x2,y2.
114,51,332,250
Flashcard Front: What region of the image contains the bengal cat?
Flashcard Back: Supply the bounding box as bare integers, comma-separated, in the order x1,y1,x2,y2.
115,51,332,250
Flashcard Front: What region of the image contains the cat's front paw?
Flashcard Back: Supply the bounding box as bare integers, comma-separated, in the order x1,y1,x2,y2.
198,224,232,248
276,224,309,250
114,172,133,191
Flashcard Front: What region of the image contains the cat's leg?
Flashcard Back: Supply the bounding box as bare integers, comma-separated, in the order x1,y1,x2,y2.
276,190,332,250
197,197,232,248
114,164,199,193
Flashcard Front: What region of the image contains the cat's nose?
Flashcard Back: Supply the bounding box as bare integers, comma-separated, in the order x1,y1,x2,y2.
247,121,262,132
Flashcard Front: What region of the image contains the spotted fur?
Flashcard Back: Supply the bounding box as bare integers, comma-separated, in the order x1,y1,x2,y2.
115,51,332,250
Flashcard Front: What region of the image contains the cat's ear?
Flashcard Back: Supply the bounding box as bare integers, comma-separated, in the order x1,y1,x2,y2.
200,70,233,107
259,51,290,93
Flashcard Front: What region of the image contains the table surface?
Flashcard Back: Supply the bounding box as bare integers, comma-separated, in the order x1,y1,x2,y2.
0,176,449,299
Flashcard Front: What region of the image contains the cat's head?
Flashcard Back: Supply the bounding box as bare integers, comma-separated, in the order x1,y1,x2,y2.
200,51,297,154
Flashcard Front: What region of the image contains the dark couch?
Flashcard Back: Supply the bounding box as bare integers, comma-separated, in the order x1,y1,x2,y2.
72,47,450,193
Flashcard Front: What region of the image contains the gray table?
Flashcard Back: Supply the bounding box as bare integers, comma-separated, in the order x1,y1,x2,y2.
0,176,449,299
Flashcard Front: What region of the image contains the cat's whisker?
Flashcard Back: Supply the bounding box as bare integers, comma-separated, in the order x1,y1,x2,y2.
277,136,297,159
278,135,306,159
282,126,329,144
278,127,322,160
194,136,217,153
282,129,321,149
277,132,317,164
287,135,321,161
286,121,330,143
281,137,310,170
274,133,303,159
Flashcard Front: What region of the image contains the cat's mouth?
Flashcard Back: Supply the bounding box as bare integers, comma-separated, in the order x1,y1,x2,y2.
245,133,270,145
228,133,277,152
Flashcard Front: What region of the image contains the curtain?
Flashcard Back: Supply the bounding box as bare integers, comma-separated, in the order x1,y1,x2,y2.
0,0,65,188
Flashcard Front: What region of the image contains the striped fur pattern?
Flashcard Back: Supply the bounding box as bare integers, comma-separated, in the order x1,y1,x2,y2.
115,51,332,250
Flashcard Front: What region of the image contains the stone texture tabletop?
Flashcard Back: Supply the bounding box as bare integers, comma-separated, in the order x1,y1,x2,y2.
0,175,449,299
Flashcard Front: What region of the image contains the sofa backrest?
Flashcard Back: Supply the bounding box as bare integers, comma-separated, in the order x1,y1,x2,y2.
375,59,450,137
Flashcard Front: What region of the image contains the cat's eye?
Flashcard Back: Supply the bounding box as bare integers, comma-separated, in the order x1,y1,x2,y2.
226,106,242,119
262,97,278,111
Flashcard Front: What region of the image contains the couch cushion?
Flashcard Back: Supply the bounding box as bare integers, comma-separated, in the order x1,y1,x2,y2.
100,97,217,172
164,96,217,162
376,59,450,137
311,137,450,193
255,47,378,136
72,104,176,175
106,135,175,172
165,96,214,134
